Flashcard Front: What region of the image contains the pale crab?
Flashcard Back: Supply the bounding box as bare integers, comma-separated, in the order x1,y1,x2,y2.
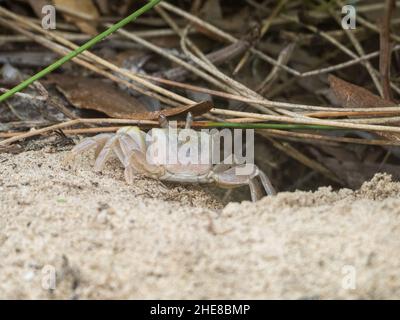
68,113,276,202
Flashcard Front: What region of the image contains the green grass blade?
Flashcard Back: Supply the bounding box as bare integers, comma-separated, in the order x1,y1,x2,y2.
0,0,162,103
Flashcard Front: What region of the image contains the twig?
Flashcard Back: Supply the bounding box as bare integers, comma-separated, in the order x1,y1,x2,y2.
265,137,341,184
107,22,244,107
0,0,163,103
210,108,400,134
139,74,400,113
160,1,400,82
0,88,47,101
233,0,289,74
257,43,295,95
0,29,192,43
330,2,383,96
258,129,400,146
180,26,300,117
0,12,187,107
0,127,121,138
380,0,396,100
0,118,158,146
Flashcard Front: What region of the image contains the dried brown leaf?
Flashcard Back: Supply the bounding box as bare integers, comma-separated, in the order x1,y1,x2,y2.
52,0,99,34
131,101,213,121
28,0,52,18
328,74,400,142
94,0,110,15
328,75,394,108
200,0,223,21
379,0,396,100
48,75,213,120
48,75,148,117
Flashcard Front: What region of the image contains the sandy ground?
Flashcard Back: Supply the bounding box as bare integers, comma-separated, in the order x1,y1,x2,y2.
1,146,400,299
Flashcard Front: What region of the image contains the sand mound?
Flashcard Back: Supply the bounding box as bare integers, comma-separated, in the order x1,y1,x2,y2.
0,149,399,299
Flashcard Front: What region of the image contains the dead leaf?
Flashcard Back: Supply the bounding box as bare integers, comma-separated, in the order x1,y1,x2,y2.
125,101,213,121
200,0,223,21
28,0,52,18
328,75,394,108
47,75,213,120
328,74,400,141
48,74,149,117
94,0,110,15
52,0,99,35
379,0,396,100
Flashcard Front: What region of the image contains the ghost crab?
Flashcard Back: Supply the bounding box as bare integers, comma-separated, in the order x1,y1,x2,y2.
68,113,276,201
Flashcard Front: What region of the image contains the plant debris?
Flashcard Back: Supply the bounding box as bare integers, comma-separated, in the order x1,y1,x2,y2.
1,0,400,195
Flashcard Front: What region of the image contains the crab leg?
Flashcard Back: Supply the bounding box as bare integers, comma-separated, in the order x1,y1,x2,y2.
94,136,120,171
118,134,143,156
124,165,137,184
185,112,193,130
66,133,113,163
125,150,164,178
248,179,260,202
258,169,276,196
211,165,276,201
111,139,126,166
159,114,169,129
